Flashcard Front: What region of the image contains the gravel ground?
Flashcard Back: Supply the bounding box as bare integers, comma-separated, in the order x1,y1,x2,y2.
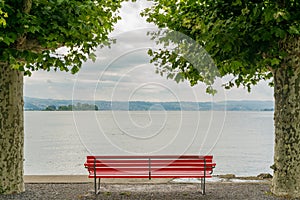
0,182,289,200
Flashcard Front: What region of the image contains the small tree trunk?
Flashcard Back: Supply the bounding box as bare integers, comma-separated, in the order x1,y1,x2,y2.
0,63,24,194
271,37,300,198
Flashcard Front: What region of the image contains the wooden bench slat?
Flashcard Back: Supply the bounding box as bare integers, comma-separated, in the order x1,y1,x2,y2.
87,155,213,159
84,163,215,168
87,168,214,173
86,159,212,164
88,172,213,178
88,171,213,176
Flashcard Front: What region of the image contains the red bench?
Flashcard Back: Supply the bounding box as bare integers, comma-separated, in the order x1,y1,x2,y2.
84,155,216,195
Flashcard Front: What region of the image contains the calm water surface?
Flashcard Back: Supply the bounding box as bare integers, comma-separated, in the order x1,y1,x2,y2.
24,111,274,176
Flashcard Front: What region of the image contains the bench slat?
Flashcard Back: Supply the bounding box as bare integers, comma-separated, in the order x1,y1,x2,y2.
88,171,213,178
88,171,213,176
87,155,213,160
86,168,214,174
85,160,213,164
84,163,215,168
88,172,213,178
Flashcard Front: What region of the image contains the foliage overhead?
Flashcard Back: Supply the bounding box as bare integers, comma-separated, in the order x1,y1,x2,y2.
0,1,7,26
0,0,125,76
142,0,300,92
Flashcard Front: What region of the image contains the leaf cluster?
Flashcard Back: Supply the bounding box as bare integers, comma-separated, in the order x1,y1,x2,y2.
0,0,8,27
142,0,300,91
0,0,124,75
147,29,219,94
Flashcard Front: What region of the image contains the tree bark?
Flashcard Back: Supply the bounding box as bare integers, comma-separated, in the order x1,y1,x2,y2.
0,64,24,194
271,36,300,198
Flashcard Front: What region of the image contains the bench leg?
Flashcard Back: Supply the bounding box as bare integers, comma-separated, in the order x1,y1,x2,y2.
98,178,101,191
94,176,97,194
200,177,206,195
94,178,101,195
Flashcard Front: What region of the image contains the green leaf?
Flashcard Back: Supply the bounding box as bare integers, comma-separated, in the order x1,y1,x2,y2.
270,58,280,66
264,8,274,23
273,27,286,38
174,73,183,83
206,86,217,95
57,0,65,4
288,25,300,35
88,53,97,62
2,36,15,45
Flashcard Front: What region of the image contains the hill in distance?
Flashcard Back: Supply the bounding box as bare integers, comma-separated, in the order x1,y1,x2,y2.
24,97,274,111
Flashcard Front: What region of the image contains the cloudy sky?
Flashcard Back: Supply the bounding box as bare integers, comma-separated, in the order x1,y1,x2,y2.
24,1,274,102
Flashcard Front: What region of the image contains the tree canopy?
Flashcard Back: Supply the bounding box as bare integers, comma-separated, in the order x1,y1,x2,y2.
142,0,300,197
0,0,124,75
0,0,125,194
142,0,300,91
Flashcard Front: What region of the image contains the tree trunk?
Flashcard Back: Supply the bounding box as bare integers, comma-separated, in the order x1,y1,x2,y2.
271,36,300,198
0,64,24,194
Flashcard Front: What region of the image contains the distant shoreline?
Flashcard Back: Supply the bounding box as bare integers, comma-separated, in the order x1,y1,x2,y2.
24,96,274,111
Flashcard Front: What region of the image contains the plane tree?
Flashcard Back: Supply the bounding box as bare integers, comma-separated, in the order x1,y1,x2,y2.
142,0,300,197
0,0,124,194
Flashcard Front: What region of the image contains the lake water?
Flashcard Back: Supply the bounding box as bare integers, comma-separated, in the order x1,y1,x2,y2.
24,111,274,176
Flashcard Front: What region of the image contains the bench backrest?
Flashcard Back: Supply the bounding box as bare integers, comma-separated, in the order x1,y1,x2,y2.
84,155,215,178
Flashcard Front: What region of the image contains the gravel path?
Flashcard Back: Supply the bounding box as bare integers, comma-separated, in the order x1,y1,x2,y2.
1,182,288,200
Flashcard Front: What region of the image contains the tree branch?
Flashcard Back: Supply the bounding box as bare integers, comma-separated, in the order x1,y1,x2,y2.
16,0,32,50
23,0,32,14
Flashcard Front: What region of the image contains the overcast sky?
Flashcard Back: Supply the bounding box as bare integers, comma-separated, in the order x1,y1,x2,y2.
24,1,274,102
